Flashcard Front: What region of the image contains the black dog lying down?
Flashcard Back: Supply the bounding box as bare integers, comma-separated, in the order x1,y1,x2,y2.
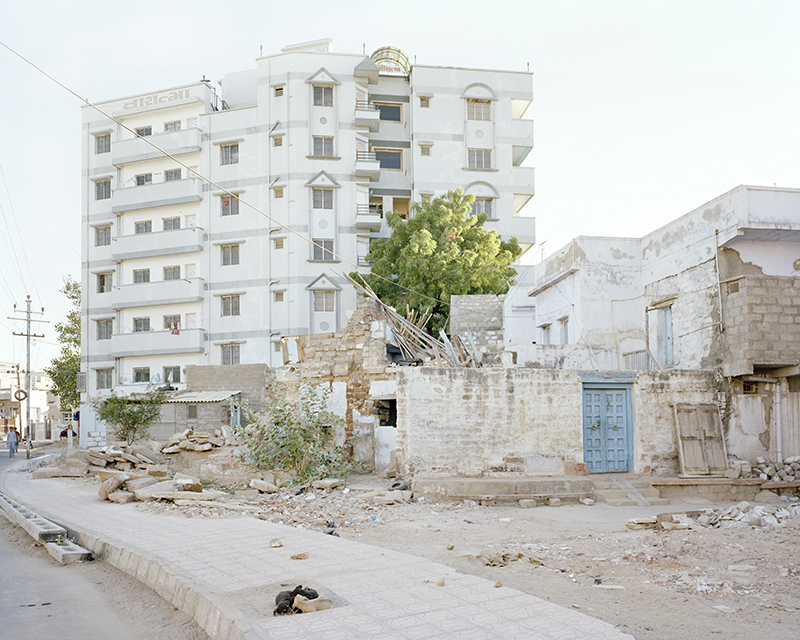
274,585,321,615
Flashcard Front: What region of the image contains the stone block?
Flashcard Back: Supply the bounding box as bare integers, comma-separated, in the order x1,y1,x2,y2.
32,468,62,479
546,498,562,507
133,480,177,501
99,473,131,500
126,476,159,492
60,458,89,476
250,478,279,493
518,499,538,508
108,491,136,504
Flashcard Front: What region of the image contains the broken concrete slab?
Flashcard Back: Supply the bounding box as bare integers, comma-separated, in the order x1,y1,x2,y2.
125,476,159,492
250,479,279,493
133,480,178,501
99,473,131,500
108,491,136,504
150,490,228,502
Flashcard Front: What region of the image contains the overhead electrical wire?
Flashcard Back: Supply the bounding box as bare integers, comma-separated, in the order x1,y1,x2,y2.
0,38,511,322
0,162,42,301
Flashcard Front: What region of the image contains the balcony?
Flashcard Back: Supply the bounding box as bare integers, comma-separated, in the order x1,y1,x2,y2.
110,226,204,261
111,327,206,358
110,277,206,310
111,128,202,166
112,178,203,214
510,215,536,249
355,152,381,180
354,101,381,132
510,119,534,166
355,203,383,231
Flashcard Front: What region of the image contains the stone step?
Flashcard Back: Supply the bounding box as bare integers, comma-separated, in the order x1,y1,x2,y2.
594,490,629,501
605,498,639,507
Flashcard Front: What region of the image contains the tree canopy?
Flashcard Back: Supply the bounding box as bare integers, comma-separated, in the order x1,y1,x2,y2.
92,387,165,445
353,189,521,333
44,276,81,410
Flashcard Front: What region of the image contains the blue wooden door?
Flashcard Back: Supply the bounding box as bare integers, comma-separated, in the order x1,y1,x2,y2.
583,387,631,473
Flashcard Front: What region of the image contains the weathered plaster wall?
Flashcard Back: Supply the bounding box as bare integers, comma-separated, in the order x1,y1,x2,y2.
397,368,583,478
632,370,722,475
150,402,229,441
512,344,620,370
186,364,268,411
449,294,505,359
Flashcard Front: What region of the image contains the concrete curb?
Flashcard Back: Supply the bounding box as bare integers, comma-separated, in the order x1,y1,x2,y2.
0,464,250,640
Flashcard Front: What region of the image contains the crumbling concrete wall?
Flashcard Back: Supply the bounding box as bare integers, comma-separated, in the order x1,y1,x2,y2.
151,401,229,441
632,370,722,475
282,298,395,473
397,367,723,478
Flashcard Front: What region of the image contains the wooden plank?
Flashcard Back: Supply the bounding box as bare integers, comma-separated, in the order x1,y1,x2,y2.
674,403,728,477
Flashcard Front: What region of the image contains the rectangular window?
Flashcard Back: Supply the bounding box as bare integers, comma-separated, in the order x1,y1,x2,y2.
164,121,181,132
471,198,494,217
133,367,150,383
135,221,152,234
133,317,150,332
312,239,334,261
221,295,240,317
136,173,152,186
221,196,239,216
164,168,181,182
273,136,283,147
163,314,180,330
541,324,551,346
743,381,758,394
788,376,800,393
420,145,431,156
133,269,150,284
274,291,284,302
375,149,402,170
467,99,491,121
313,290,335,313
376,102,402,121
312,188,333,209
220,143,239,165
163,265,180,280
560,318,569,345
312,136,334,157
135,126,152,137
95,133,111,154
274,238,285,250
274,187,284,199
221,244,240,266
162,217,180,231
97,273,112,293
222,344,240,365
97,320,113,340
95,226,111,246
187,404,197,419
313,86,333,106
274,86,284,97
420,96,431,108
95,179,111,200
163,366,181,384
468,148,492,169
97,369,113,389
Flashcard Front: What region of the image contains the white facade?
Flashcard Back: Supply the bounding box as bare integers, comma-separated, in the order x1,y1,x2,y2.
79,40,535,444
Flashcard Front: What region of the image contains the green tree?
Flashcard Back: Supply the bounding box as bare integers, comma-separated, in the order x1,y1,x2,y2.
353,189,522,333
91,388,164,445
239,377,352,483
44,276,81,410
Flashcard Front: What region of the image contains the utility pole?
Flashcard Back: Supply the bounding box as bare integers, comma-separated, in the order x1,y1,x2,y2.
9,295,46,459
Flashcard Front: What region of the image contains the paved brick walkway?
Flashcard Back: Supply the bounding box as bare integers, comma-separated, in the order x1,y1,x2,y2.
1,468,634,640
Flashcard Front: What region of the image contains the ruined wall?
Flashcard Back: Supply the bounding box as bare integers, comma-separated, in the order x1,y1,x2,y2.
449,294,505,359
150,402,228,441
397,367,584,478
186,363,268,411
397,367,722,478
284,299,395,472
633,370,722,475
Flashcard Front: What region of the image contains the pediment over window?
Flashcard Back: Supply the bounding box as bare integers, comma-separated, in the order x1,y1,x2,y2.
465,180,499,197
305,171,341,189
306,273,341,291
306,67,340,85
462,83,497,100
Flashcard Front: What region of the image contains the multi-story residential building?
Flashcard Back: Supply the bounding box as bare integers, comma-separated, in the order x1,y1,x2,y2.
79,39,535,444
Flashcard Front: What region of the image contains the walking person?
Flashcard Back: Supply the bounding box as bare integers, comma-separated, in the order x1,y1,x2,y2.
7,427,18,458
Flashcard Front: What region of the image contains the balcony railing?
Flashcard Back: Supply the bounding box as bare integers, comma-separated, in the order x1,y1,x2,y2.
355,203,383,231
357,203,383,216
355,101,380,132
111,327,206,357
354,152,382,181
355,100,378,110
356,151,378,162
110,226,204,261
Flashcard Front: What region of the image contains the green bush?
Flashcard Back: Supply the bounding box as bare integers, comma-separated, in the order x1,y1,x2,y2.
239,377,353,483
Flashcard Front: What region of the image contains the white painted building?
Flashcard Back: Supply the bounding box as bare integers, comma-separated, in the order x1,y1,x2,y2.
79,39,535,444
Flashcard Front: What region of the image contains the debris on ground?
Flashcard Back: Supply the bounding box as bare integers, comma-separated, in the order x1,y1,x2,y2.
160,429,226,454
273,585,329,616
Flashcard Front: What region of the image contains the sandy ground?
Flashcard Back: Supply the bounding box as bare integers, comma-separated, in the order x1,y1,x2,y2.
0,512,209,640
10,450,800,640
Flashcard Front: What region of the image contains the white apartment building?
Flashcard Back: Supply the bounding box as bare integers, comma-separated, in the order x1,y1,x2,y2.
79,39,535,444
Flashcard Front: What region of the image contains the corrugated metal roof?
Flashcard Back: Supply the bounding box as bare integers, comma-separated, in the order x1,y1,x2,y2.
166,391,241,404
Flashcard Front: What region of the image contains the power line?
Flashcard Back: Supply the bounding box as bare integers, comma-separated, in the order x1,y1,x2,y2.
0,38,504,320
0,162,42,301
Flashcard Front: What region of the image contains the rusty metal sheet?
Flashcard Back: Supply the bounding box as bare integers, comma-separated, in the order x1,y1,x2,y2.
673,403,728,477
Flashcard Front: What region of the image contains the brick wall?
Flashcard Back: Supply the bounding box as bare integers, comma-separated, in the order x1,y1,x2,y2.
186,363,268,411
449,294,505,361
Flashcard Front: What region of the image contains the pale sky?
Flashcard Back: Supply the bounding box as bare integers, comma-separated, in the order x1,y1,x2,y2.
0,0,798,370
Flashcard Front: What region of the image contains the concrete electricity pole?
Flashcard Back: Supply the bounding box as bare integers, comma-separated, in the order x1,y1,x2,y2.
9,295,46,459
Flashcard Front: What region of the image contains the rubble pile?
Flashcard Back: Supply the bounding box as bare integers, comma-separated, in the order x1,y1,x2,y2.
31,444,165,480
628,501,800,531
98,471,228,504
752,456,800,482
160,429,226,454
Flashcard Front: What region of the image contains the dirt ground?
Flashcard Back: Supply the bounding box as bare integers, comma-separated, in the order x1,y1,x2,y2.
0,514,209,640
12,446,800,640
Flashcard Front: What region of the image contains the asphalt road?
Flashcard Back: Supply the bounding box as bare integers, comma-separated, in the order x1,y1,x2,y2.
0,444,209,640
